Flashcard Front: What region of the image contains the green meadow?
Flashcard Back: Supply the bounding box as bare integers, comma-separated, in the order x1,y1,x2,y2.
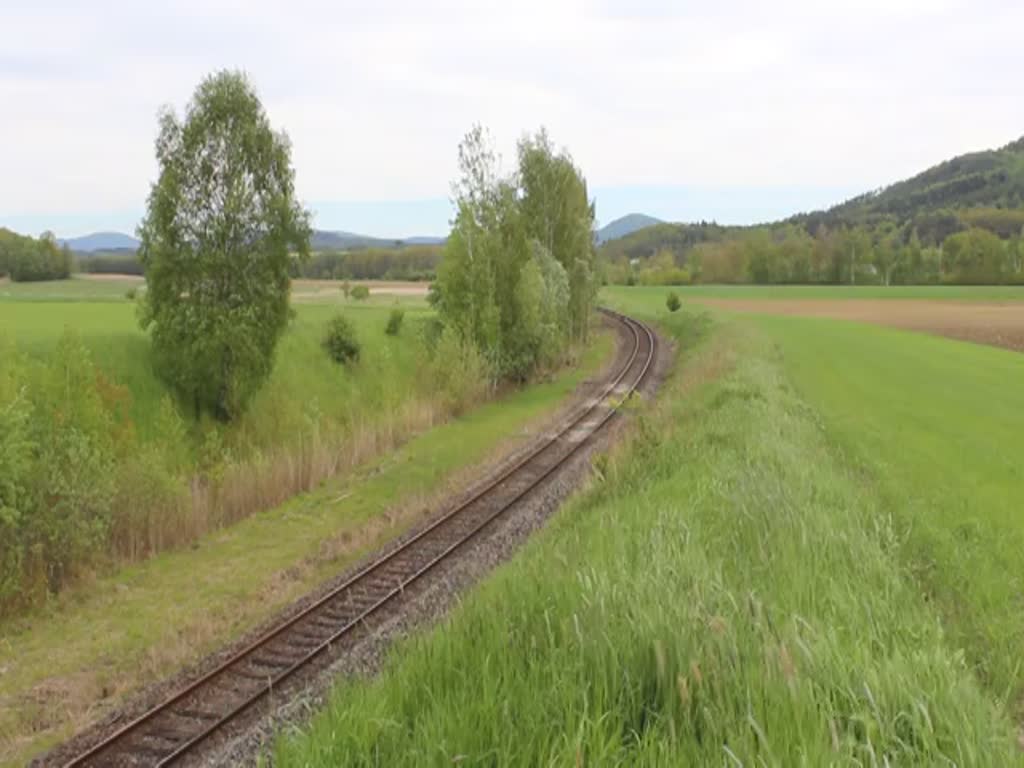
0,283,433,449
274,287,1024,765
0,276,142,302
754,313,1024,710
0,278,616,765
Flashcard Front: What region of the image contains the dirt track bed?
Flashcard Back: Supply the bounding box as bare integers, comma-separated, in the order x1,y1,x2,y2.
695,298,1024,352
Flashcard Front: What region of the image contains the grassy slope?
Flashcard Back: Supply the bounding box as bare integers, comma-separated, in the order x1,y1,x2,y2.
0,332,613,766
0,290,431,449
274,293,1020,765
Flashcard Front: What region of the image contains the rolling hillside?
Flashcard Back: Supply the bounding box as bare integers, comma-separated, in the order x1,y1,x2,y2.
818,136,1024,225
599,135,1024,265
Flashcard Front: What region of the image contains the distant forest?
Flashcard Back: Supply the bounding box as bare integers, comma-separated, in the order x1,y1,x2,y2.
0,234,442,283
291,244,441,281
602,136,1024,286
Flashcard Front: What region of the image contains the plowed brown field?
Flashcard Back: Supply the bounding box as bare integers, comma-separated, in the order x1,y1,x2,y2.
695,298,1024,352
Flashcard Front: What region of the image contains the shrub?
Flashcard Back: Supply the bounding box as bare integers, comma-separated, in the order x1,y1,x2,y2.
350,285,370,301
385,308,405,336
428,327,491,415
666,291,681,312
420,317,445,351
322,314,361,365
125,287,137,301
30,330,117,590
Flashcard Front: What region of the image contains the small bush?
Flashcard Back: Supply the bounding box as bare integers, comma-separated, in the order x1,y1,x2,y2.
666,291,681,312
428,327,491,416
322,314,361,365
385,308,405,336
125,287,138,301
350,285,370,301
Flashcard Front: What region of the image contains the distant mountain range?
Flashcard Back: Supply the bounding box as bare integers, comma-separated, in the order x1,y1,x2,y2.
595,214,662,244
59,230,447,254
57,217,655,254
309,230,445,250
58,231,141,252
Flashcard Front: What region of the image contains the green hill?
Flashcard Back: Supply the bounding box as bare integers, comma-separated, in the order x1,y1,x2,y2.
820,136,1024,224
599,136,1024,268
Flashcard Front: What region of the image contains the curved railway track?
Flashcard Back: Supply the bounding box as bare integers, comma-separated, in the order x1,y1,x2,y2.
63,309,656,767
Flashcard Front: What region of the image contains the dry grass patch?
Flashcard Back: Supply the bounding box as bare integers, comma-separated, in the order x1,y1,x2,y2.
694,297,1024,352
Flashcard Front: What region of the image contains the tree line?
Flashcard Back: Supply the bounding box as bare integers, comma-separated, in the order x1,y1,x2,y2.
2,237,445,284
292,244,442,281
78,251,146,276
0,229,73,281
603,208,1024,286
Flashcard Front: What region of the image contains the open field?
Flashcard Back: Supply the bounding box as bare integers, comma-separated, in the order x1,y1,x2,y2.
0,322,614,765
615,285,1024,352
0,275,430,303
0,293,433,448
660,284,1024,301
697,297,1024,351
0,275,144,301
751,313,1024,711
292,279,431,301
626,286,1024,709
274,289,1024,764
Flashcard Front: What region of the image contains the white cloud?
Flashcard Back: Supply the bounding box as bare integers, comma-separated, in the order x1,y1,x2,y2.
1,0,1022,228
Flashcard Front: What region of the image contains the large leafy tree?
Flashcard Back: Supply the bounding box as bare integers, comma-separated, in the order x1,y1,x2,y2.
138,71,310,420
436,126,532,377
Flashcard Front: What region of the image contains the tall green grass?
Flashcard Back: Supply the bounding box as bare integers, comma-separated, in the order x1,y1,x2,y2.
0,331,614,767
0,284,495,613
752,313,1024,712
275,307,1019,765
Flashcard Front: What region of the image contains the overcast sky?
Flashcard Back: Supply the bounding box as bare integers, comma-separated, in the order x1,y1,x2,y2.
2,0,1022,238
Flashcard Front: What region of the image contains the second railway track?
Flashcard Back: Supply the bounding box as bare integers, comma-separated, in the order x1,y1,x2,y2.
61,309,657,767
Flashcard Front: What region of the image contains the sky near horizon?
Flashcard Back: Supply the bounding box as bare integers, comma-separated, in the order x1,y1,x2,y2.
2,0,1022,239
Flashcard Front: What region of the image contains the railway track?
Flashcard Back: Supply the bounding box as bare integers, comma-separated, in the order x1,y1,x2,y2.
62,309,656,767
